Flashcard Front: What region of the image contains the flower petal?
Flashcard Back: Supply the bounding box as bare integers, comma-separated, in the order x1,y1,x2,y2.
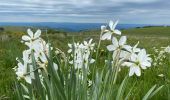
134,66,141,76
68,49,72,53
25,75,32,84
119,36,126,46
101,32,112,40
122,62,133,67
123,45,132,52
114,29,121,35
34,29,41,39
109,20,118,30
107,45,116,51
22,35,31,41
27,29,33,38
138,49,146,62
129,66,135,76
40,52,47,63
90,59,95,63
112,37,119,47
141,61,151,68
53,63,58,71
109,20,114,30
101,25,106,32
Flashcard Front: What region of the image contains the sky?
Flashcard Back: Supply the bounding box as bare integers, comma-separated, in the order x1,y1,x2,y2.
0,0,170,24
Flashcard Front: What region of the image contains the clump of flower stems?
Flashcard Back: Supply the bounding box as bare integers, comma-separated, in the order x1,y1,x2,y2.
14,20,164,100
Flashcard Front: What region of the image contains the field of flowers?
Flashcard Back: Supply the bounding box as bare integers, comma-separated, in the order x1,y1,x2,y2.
0,21,170,99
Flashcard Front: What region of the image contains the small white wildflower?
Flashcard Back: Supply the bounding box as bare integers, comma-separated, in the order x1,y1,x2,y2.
122,49,152,76
22,29,41,41
158,74,164,77
107,36,131,52
101,20,121,40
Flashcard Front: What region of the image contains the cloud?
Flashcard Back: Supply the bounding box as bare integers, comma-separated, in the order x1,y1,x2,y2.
0,0,169,24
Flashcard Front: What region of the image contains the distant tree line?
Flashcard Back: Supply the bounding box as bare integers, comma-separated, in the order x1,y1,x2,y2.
0,27,4,32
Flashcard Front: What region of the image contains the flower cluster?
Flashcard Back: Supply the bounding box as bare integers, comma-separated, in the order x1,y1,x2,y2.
14,29,58,84
102,20,152,76
68,39,95,69
153,46,170,66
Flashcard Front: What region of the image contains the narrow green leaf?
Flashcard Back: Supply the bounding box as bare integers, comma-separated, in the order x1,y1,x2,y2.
116,75,128,100
149,85,164,99
142,85,157,100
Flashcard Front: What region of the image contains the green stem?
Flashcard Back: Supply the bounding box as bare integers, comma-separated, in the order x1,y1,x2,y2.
113,49,121,84
92,32,102,79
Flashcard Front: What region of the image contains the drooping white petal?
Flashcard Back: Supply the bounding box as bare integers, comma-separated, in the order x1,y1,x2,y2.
129,66,135,76
114,29,121,35
27,29,33,38
123,45,132,52
101,32,112,40
34,29,41,39
141,61,151,68
119,36,126,46
122,62,133,67
134,66,141,76
22,35,31,41
107,45,116,51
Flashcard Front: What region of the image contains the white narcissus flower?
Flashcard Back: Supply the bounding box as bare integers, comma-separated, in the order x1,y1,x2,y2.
22,29,41,41
101,20,121,40
122,49,152,76
109,20,121,35
83,39,95,50
107,36,131,52
16,62,32,84
16,28,60,84
120,42,140,61
25,39,42,53
15,50,32,84
68,39,95,69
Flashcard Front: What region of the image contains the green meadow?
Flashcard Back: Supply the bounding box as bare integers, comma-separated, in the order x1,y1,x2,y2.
0,26,170,99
